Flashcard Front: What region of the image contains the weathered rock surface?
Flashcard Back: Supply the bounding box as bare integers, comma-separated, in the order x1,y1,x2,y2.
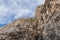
0,0,60,40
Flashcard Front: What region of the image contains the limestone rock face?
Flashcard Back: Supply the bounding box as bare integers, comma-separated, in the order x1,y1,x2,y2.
43,12,60,40
0,0,60,40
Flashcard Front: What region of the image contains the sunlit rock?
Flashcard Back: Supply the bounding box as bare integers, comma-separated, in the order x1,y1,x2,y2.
0,0,60,40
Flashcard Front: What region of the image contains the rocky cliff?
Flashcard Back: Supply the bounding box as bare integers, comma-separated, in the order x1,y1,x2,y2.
0,0,60,40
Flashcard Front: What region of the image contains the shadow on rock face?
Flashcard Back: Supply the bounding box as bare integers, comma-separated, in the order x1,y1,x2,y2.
5,31,43,40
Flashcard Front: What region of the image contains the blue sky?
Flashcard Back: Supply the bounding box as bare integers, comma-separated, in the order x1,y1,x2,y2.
0,0,45,27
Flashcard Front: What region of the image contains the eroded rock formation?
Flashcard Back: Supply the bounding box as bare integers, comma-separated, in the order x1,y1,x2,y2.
0,0,60,40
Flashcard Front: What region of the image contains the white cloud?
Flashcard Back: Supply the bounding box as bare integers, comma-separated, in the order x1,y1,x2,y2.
37,0,45,5
14,8,31,18
0,0,45,27
0,5,8,13
0,5,8,24
9,0,18,6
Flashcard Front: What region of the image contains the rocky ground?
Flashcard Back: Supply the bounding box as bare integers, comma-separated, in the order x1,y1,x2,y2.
0,0,60,40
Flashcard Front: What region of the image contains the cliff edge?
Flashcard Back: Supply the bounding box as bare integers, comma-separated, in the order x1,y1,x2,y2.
0,0,60,40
